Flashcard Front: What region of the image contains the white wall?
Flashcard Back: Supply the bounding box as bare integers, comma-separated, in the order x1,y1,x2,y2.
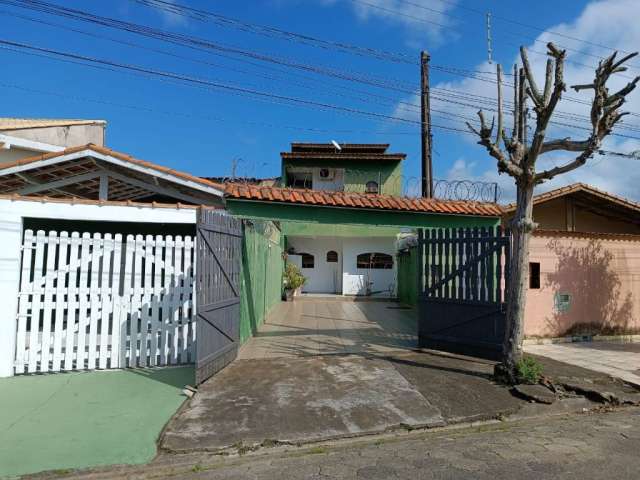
0,197,197,377
342,237,397,297
287,237,342,293
287,235,397,297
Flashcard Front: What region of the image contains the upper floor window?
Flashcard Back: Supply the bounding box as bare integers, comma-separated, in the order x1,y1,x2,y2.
326,250,338,263
300,253,315,269
288,172,312,189
365,181,379,194
357,252,393,269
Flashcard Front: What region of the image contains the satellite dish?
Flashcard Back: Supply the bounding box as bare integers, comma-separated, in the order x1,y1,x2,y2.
331,140,342,151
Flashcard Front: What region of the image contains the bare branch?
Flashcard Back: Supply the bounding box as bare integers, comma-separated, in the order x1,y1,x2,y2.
466,110,523,178
542,59,553,106
465,122,481,137
605,76,640,106
512,64,519,142
540,138,591,154
571,83,596,92
535,147,595,182
611,51,639,71
520,46,542,106
527,43,567,161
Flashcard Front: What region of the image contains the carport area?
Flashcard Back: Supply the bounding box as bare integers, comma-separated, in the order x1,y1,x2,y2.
237,298,418,359
161,299,525,453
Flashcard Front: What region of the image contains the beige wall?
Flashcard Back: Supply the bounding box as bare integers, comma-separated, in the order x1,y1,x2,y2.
6,124,105,148
525,231,640,337
504,197,640,235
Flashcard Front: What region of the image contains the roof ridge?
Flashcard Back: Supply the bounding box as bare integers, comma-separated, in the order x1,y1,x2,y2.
225,184,502,216
503,182,640,211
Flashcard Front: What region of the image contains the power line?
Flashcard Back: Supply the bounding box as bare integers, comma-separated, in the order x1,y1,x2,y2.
7,0,639,122
0,82,420,136
4,0,640,136
134,0,416,65
0,38,491,137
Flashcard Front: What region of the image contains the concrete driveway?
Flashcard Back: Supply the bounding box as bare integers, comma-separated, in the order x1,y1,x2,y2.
161,299,522,452
526,342,640,387
237,298,418,359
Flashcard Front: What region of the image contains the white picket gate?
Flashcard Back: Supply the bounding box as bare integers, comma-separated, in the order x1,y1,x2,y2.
14,230,196,374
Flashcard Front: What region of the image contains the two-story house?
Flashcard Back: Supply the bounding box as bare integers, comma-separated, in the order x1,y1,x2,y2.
226,142,501,297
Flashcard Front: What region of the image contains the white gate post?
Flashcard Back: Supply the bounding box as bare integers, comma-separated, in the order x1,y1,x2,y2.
0,214,23,377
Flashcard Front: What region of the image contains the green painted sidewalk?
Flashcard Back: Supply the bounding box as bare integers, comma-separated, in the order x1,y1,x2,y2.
0,367,193,478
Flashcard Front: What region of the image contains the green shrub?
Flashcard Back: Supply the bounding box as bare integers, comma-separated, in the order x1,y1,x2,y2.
284,262,306,291
516,356,544,384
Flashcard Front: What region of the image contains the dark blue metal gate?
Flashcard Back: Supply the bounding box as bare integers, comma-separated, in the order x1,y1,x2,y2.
195,208,243,385
417,226,511,360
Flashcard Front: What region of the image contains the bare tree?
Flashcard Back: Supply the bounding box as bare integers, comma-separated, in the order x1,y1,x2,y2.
467,42,639,382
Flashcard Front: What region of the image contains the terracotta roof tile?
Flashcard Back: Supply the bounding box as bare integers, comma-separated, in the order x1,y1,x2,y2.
503,183,640,213
0,144,225,192
225,185,502,217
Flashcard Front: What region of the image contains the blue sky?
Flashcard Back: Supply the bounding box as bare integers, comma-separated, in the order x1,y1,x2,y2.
2,0,639,201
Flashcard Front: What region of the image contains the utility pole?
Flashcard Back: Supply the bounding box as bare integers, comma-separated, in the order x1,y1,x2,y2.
420,51,433,198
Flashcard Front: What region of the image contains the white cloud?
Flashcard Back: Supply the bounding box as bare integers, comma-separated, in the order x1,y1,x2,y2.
404,0,640,202
152,0,190,27
320,0,459,46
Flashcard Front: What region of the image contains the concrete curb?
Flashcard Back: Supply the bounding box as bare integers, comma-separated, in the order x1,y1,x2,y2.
524,334,640,345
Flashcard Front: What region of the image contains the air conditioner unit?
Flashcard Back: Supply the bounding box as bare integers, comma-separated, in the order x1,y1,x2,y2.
319,168,335,181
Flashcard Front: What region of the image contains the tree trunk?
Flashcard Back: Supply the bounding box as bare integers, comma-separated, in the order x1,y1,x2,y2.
500,181,535,382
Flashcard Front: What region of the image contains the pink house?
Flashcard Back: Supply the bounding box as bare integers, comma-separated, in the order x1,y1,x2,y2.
503,183,640,338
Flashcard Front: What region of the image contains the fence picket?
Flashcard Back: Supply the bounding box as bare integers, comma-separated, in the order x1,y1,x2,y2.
15,230,34,374
130,235,144,367
40,231,58,372
87,233,102,369
171,236,184,364
110,234,123,369
150,235,163,366
64,232,81,370
27,231,47,373
121,235,135,368
51,232,69,372
161,235,174,365
182,236,193,362
98,234,113,369
139,235,154,368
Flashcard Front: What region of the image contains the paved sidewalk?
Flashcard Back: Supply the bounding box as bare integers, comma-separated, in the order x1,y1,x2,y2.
36,408,640,479
526,342,640,387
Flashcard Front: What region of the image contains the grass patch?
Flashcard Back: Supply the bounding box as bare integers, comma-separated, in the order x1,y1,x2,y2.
516,356,544,384
306,446,328,455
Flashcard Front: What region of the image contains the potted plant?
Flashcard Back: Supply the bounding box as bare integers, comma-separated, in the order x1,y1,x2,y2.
283,262,306,301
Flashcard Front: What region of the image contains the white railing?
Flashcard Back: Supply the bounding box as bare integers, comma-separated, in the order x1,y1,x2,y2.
14,230,196,374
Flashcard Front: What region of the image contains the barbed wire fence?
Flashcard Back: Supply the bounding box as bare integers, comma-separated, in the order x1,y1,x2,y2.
218,164,502,202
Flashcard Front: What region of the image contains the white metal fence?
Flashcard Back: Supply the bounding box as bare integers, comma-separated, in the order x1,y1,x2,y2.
14,230,196,374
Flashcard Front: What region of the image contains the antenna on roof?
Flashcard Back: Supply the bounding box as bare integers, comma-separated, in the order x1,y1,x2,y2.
331,140,342,152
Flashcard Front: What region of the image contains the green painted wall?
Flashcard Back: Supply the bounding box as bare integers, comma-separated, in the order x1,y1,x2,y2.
228,199,500,235
397,248,418,305
239,220,284,344
282,159,403,196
